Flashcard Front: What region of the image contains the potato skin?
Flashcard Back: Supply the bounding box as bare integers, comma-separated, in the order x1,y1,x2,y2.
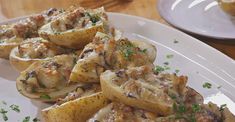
16,54,79,102
9,47,43,71
39,23,105,49
42,92,109,122
100,70,173,116
0,38,23,59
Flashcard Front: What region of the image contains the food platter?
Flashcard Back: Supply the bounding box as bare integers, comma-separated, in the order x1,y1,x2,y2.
0,12,235,121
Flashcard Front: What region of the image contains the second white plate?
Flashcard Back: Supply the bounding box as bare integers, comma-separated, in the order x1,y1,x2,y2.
158,0,235,40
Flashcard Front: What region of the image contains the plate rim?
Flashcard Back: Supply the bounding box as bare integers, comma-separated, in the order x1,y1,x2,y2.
108,12,235,62
157,0,235,40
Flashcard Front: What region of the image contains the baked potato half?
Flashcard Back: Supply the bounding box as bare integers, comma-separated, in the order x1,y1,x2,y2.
39,7,108,49
16,54,81,102
69,32,156,83
100,65,203,116
10,37,70,71
0,24,23,59
88,102,159,122
0,8,64,59
42,92,109,122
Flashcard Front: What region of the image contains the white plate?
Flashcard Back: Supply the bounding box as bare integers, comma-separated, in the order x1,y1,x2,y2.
0,13,235,121
158,0,235,39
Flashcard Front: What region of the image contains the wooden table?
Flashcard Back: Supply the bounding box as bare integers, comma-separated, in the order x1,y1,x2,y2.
1,0,235,59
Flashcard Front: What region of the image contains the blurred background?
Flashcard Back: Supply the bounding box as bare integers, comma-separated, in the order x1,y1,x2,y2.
0,0,235,59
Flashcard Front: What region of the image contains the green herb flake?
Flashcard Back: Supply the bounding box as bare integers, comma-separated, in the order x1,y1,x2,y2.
169,94,177,100
123,49,134,60
154,66,165,73
10,104,20,113
86,13,100,24
166,54,174,59
174,39,179,44
40,94,51,99
188,114,196,122
163,62,169,65
54,32,61,35
217,85,222,89
0,108,8,121
163,65,171,70
140,49,147,53
1,101,7,105
23,116,30,122
178,104,186,113
173,103,186,113
175,69,180,74
219,104,227,111
192,104,201,113
33,117,40,122
203,82,212,89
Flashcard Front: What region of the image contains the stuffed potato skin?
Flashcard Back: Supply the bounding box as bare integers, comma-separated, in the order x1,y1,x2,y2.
100,66,203,116
0,8,64,59
42,92,109,122
9,37,70,71
16,54,80,102
0,38,22,59
0,24,23,59
39,7,107,49
69,32,156,83
10,47,43,71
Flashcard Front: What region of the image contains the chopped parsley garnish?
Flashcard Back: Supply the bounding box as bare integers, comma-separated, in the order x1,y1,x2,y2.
123,48,134,60
173,103,186,113
0,108,8,121
40,94,51,99
169,94,177,99
33,117,40,122
86,13,100,24
140,49,147,53
219,104,227,111
175,69,180,74
174,39,179,44
54,32,61,35
1,101,7,105
178,104,186,113
166,54,174,59
164,65,171,70
23,116,30,122
163,62,169,65
217,85,222,89
192,104,201,113
154,66,165,73
188,114,196,122
203,82,212,89
10,104,20,113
